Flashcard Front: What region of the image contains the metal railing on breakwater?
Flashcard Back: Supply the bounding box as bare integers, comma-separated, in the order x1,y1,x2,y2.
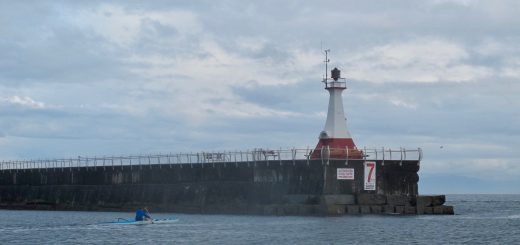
0,147,422,171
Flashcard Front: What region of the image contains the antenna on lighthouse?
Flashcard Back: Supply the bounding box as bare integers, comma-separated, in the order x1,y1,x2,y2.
322,49,330,83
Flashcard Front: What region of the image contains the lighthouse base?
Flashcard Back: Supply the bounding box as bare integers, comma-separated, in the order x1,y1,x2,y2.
311,138,363,159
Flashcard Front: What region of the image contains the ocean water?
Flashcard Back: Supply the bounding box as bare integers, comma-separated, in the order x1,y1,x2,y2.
1,195,519,244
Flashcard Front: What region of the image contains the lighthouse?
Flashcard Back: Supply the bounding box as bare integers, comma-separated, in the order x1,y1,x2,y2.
311,50,362,159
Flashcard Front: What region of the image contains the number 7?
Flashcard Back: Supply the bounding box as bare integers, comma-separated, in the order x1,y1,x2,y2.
367,162,375,182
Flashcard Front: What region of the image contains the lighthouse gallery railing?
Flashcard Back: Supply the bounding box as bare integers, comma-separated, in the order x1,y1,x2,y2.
0,147,422,171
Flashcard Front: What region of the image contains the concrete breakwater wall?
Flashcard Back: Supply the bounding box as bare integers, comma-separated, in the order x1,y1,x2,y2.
0,159,453,215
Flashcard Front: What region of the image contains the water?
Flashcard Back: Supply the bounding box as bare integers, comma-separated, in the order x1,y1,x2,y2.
1,195,519,244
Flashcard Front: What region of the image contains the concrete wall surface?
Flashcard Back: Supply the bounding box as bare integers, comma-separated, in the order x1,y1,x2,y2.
0,159,452,215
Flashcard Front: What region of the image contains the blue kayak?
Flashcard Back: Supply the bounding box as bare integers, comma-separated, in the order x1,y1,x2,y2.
107,218,179,225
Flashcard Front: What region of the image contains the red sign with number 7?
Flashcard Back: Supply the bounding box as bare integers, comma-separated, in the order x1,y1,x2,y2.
364,161,376,190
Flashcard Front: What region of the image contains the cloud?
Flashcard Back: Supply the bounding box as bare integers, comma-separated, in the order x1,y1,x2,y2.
70,4,202,47
0,1,519,192
1,96,45,109
388,98,417,109
430,0,474,6
500,57,520,78
344,38,493,83
120,38,323,122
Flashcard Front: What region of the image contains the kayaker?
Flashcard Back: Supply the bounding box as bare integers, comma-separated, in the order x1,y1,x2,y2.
135,207,152,221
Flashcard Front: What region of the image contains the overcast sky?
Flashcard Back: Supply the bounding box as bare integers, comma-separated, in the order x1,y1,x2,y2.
1,0,519,193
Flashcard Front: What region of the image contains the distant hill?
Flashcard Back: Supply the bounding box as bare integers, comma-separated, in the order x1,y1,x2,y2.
419,173,520,194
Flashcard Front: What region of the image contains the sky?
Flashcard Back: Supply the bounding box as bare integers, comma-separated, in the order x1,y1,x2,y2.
0,0,519,194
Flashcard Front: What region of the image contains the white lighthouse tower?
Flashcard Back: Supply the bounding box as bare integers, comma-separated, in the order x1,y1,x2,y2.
311,50,362,159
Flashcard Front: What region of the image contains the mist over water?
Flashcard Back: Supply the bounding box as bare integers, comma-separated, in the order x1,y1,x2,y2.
1,195,519,244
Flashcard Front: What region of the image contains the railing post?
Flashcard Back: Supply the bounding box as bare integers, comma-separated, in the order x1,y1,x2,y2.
266,149,270,167
292,148,296,166
253,150,256,167
306,146,310,166
345,147,349,166
320,146,325,165
400,147,403,166
382,147,385,166
279,148,282,166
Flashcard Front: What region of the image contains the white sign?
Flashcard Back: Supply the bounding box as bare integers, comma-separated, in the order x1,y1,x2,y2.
364,161,376,190
337,168,354,180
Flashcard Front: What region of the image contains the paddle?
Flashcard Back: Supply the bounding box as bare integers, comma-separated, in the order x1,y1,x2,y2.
144,207,154,224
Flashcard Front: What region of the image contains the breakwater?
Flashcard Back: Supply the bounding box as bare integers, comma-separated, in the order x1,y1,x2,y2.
0,148,453,215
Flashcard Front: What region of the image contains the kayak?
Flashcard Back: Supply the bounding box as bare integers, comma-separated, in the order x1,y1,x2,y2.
107,218,179,225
